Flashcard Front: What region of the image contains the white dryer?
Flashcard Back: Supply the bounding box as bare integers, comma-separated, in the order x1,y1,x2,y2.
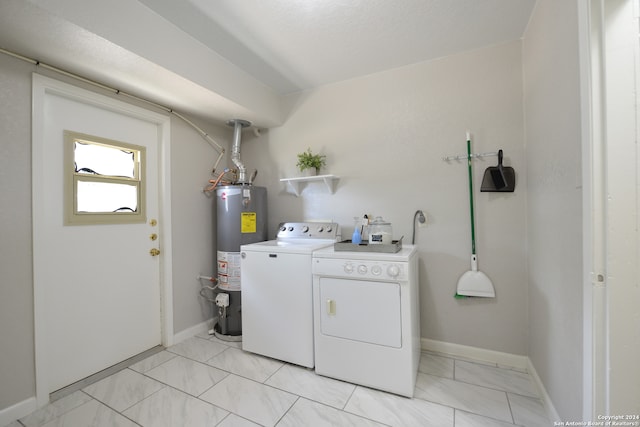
240,222,339,368
312,245,420,397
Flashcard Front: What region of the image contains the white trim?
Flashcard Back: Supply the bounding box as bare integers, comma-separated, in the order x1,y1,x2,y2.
421,338,528,370
527,357,561,423
172,318,215,344
158,94,175,349
578,0,597,420
31,74,174,408
578,0,613,419
0,397,36,427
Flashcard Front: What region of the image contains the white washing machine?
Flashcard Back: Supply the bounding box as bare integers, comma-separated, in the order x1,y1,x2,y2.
312,244,420,397
240,222,339,368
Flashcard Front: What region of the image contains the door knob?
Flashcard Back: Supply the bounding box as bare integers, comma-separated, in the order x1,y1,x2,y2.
150,248,161,256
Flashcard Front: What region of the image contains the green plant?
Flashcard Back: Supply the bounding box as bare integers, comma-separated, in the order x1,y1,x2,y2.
296,147,326,172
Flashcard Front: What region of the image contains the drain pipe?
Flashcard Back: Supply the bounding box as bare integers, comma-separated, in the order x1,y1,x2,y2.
227,119,251,184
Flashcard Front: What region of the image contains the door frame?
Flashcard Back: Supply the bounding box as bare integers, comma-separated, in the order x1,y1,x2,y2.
32,74,174,408
578,0,601,419
579,0,640,418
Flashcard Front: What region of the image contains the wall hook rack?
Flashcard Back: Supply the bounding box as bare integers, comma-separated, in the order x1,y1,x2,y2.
442,151,499,162
443,148,516,192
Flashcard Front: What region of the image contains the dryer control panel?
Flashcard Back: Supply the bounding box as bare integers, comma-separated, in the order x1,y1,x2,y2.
312,257,408,281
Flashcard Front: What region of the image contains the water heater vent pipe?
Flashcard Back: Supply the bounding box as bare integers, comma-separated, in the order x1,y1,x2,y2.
227,119,251,184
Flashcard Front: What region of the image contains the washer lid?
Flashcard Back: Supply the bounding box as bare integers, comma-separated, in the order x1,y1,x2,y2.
241,239,336,254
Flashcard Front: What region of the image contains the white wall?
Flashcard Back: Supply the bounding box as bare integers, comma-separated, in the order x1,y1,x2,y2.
0,46,35,412
523,0,583,420
169,117,230,333
0,52,225,412
241,41,529,355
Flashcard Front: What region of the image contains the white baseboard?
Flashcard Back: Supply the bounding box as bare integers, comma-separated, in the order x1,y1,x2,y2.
0,396,37,427
172,318,215,345
526,357,561,423
421,338,528,370
421,338,559,423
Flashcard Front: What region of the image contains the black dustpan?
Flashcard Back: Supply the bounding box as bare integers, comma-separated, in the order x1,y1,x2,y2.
481,149,515,192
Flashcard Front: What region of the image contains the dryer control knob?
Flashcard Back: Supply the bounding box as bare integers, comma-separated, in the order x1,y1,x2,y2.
358,265,368,274
344,263,354,274
371,265,382,275
387,265,400,278
301,225,309,233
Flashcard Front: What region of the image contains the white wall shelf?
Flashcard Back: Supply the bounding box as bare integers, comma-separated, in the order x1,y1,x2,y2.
280,174,339,196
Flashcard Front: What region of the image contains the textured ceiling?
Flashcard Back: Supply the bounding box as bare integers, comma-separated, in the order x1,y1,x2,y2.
0,0,536,126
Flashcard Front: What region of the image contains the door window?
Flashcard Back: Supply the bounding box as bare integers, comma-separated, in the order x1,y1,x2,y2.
64,130,146,224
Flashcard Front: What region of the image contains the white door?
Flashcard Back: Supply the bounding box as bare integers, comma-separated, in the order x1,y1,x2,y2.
32,75,171,396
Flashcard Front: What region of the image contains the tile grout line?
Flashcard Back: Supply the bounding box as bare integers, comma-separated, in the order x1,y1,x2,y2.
505,393,517,426
143,371,237,424
272,395,300,427
452,359,541,399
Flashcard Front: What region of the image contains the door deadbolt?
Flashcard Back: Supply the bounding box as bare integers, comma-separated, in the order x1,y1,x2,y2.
150,248,161,256
149,219,157,226
150,233,158,241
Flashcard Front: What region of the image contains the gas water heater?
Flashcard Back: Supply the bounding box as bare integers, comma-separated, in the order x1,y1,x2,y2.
215,184,267,336
214,119,267,338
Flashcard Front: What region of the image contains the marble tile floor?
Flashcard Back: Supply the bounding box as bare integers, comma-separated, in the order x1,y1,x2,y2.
6,333,550,427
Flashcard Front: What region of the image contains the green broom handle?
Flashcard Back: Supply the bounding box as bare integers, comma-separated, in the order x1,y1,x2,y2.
467,136,476,255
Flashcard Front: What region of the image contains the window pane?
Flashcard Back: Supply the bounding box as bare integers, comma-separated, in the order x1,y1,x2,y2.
76,180,138,213
74,141,136,178
64,130,146,225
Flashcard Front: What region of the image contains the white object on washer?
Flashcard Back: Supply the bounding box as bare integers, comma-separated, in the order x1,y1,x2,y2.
240,222,339,368
312,245,420,397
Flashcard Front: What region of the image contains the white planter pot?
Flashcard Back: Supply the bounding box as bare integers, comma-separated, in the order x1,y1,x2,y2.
301,167,317,177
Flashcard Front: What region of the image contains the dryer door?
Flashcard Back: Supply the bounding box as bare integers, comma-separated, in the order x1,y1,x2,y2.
318,277,401,348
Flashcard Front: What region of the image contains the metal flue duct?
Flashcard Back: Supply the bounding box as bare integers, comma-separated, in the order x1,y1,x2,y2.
227,119,251,184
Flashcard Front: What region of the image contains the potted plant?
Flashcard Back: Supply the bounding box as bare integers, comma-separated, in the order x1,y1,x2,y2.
296,147,326,175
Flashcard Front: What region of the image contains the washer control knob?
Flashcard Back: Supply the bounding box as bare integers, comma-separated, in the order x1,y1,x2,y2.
387,265,400,278
317,226,324,232
344,263,354,274
301,225,309,233
326,226,333,232
280,226,287,232
358,265,368,274
288,226,294,231
371,265,382,275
